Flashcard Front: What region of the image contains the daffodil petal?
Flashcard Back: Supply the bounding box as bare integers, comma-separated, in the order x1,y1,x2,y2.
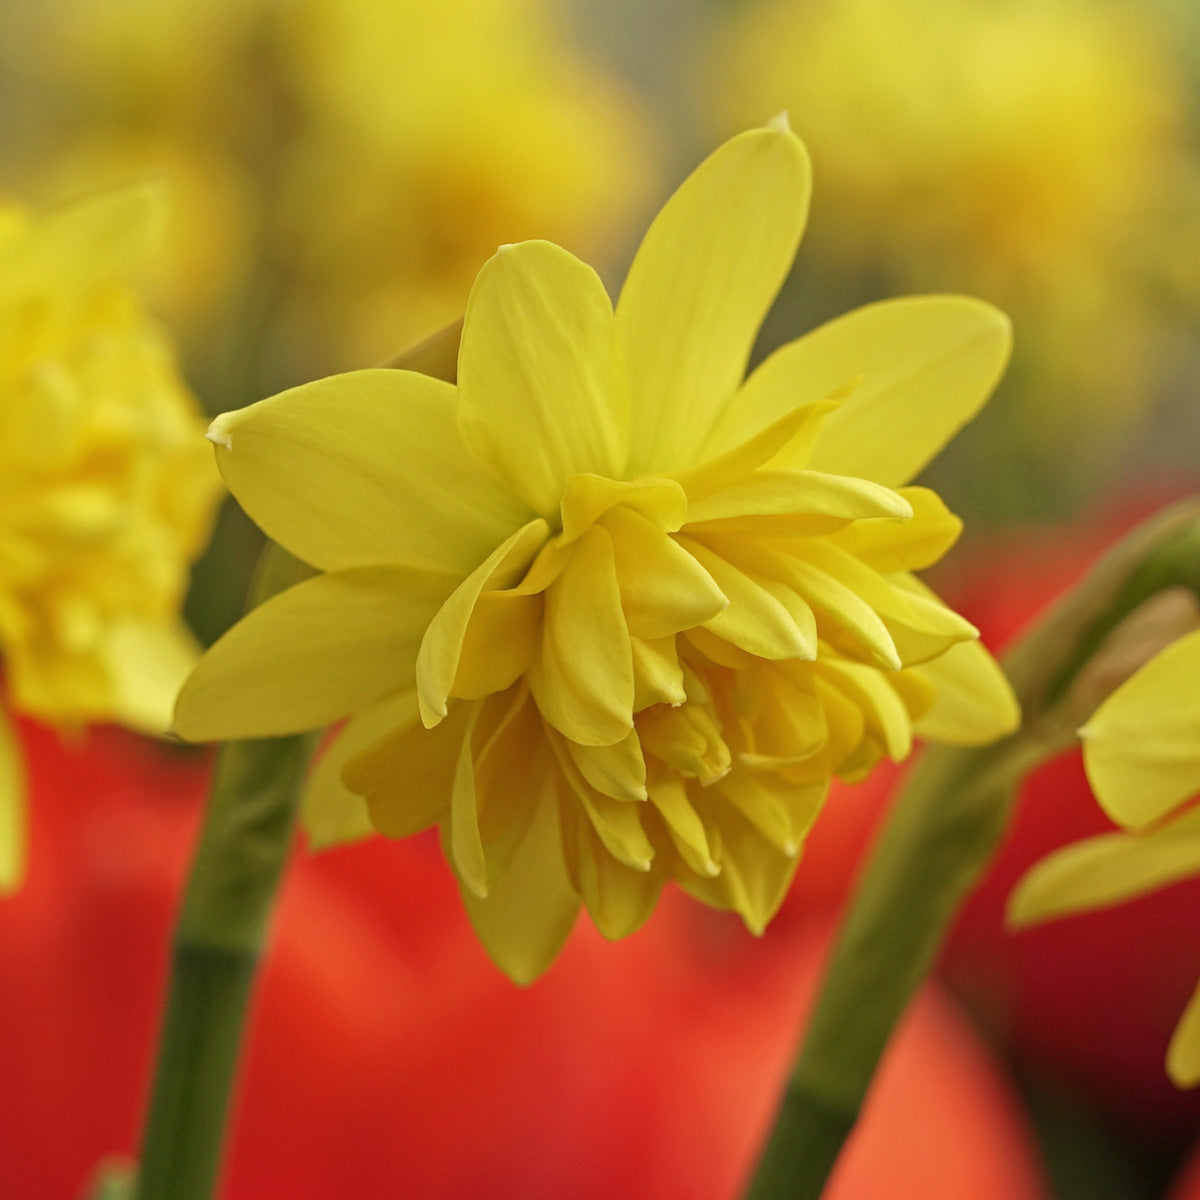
619,125,812,475
457,240,625,517
302,692,419,850
909,638,1020,745
1009,808,1200,931
711,296,1011,487
208,369,531,574
648,773,717,876
345,700,470,838
0,710,27,894
631,636,687,710
679,537,816,661
818,658,914,760
568,730,648,802
528,525,635,746
461,781,580,985
416,518,550,725
174,567,453,741
450,703,489,897
827,487,963,573
1168,979,1200,1088
571,815,663,940
684,469,912,526
1081,629,1200,829
603,506,727,640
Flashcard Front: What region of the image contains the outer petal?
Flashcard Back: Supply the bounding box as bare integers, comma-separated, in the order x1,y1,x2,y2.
1009,807,1200,929
174,567,454,741
301,691,419,849
709,297,1011,487
1081,629,1200,830
1168,978,1200,1088
0,709,26,894
619,124,812,475
909,639,1020,745
208,369,531,574
461,781,580,984
457,240,625,517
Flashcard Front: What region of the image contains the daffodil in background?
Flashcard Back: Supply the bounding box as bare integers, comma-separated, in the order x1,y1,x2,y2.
0,184,221,892
706,0,1200,512
174,123,1017,982
0,0,653,390
1011,627,1200,1087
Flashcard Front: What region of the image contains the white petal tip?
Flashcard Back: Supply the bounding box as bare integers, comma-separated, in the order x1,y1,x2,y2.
634,857,653,873
205,423,232,450
497,242,516,253
703,861,719,878
766,111,791,133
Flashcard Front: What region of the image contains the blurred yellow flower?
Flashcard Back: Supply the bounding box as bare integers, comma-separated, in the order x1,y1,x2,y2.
708,0,1199,460
176,125,1018,982
2,0,654,379
1010,628,1200,1086
0,184,221,891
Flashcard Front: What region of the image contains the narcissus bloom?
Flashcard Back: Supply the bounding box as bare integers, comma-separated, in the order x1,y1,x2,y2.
0,185,220,891
1011,627,1200,1086
176,123,1018,981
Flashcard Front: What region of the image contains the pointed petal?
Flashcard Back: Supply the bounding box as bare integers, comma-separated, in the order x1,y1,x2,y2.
648,773,717,876
568,730,648,802
302,692,418,849
571,816,663,941
604,506,727,640
818,657,915,760
679,537,816,661
1010,809,1200,932
619,126,812,475
528,525,635,746
449,703,489,897
1081,630,1200,829
208,369,531,574
1169,978,1200,1088
0,710,27,894
711,296,1011,487
684,470,912,526
461,782,580,984
827,487,962,573
458,240,624,517
909,639,1020,745
175,567,453,741
344,699,470,838
415,518,549,725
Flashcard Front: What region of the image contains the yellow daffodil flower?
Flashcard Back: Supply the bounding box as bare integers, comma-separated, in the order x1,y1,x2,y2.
176,123,1018,982
0,184,221,892
708,0,1199,462
1010,627,1200,1086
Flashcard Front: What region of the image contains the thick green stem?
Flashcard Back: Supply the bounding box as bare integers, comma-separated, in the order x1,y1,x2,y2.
133,546,317,1200
745,497,1200,1200
134,734,317,1200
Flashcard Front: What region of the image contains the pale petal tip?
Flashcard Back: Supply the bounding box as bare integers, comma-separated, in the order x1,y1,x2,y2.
205,418,232,450
766,111,791,133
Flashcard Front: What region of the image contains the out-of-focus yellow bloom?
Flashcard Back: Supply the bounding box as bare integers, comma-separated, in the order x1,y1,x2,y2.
176,124,1018,982
0,184,221,891
1011,628,1200,1086
1,0,653,377
708,0,1199,455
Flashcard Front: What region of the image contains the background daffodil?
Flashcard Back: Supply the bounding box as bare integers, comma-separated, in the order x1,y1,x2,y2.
176,123,1018,982
1011,627,1200,1087
0,184,221,892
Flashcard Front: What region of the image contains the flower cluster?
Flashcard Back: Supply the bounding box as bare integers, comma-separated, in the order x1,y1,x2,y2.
176,124,1018,981
0,184,220,889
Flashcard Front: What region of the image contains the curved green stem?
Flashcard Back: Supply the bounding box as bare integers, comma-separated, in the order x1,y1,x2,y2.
745,496,1200,1200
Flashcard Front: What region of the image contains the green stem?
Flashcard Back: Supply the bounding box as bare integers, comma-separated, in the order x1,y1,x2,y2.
133,547,317,1200
744,496,1200,1200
